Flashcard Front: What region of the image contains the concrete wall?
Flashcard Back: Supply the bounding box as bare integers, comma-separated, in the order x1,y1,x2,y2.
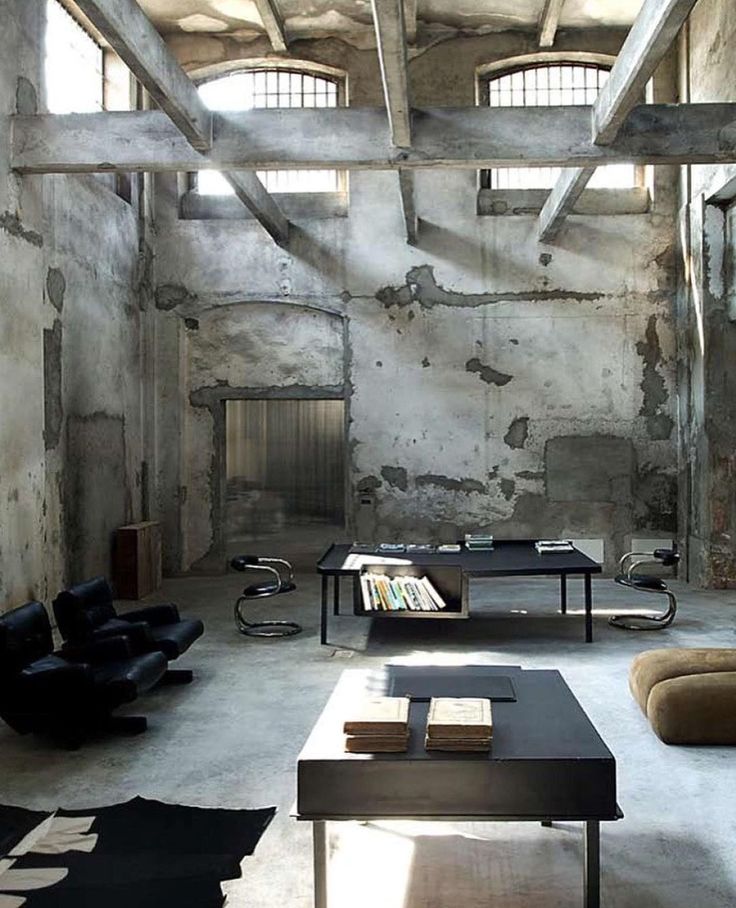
0,0,148,609
155,29,679,573
676,1,736,587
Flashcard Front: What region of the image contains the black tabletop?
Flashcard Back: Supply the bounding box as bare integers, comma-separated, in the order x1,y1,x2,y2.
297,665,618,819
317,540,601,577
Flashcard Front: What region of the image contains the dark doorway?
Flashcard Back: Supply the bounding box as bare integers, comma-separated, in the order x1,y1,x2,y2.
224,399,345,560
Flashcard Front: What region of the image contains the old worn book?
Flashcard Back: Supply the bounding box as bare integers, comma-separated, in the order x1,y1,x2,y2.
426,698,492,740
343,696,410,735
345,732,410,753
425,736,491,752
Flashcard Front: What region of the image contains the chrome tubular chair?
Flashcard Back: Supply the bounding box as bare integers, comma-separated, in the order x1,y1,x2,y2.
231,555,302,638
609,547,680,631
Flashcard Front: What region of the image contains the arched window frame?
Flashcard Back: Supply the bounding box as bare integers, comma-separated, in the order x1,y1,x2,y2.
476,53,645,193
187,59,348,197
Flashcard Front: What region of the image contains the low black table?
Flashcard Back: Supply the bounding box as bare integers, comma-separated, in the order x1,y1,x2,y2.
296,665,620,908
317,540,602,644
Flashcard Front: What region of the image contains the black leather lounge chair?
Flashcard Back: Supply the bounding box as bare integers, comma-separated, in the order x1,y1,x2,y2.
230,555,302,638
0,601,167,747
609,547,680,630
53,577,203,682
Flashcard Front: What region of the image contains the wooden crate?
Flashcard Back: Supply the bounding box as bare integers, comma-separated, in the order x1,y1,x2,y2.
113,521,162,600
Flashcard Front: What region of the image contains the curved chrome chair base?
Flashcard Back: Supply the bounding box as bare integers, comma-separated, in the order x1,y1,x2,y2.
609,548,679,632
231,556,302,639
608,592,677,631
234,597,302,638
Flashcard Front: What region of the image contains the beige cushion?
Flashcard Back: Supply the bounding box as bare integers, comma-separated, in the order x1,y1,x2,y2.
647,672,736,745
629,648,736,713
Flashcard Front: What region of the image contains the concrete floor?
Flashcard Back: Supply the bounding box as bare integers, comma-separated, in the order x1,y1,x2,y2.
2,563,736,907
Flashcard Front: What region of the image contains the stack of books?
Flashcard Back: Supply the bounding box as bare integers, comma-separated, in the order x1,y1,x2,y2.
343,696,410,752
360,573,446,611
425,697,493,752
535,539,575,554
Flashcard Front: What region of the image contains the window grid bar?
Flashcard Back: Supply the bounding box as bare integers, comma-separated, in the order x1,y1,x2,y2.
484,64,635,191
197,70,341,195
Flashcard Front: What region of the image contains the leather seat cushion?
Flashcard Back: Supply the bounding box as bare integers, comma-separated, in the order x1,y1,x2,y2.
150,619,204,660
647,672,736,745
92,652,167,706
629,648,736,713
615,573,667,591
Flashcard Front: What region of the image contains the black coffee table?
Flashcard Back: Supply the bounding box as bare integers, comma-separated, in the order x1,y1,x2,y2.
317,540,602,644
296,665,620,908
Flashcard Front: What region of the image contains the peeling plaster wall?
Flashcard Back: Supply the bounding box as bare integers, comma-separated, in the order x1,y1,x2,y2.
155,30,679,572
44,172,144,583
677,0,736,587
0,1,148,608
0,1,47,606
175,303,344,566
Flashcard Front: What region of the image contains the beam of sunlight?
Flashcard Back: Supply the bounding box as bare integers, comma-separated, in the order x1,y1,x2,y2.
329,822,415,908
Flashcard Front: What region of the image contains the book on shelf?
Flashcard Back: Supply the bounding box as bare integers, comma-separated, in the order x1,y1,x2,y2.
426,697,493,740
343,696,410,735
464,534,494,551
360,573,448,612
535,539,575,554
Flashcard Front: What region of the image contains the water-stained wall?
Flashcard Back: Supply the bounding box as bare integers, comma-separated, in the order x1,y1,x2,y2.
0,0,149,609
676,0,736,587
154,29,679,572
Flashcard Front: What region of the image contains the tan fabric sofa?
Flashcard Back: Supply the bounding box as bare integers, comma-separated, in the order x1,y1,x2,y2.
629,649,736,744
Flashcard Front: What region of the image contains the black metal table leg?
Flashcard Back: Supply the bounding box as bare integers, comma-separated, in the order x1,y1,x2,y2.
560,574,567,615
584,820,600,908
333,576,340,616
320,574,328,645
584,573,593,643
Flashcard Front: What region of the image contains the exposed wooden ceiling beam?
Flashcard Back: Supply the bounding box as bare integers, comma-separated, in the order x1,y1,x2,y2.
223,172,290,245
12,104,736,174
404,0,417,44
73,0,212,150
73,0,289,245
539,0,701,242
253,0,288,52
371,0,415,242
371,0,412,147
538,0,565,48
537,167,596,241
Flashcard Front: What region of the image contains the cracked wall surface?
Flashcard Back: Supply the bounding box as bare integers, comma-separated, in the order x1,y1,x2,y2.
677,0,736,587
0,1,151,609
151,28,680,573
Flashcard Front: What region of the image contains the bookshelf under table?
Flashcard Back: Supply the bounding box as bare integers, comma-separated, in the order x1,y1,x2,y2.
295,666,621,908
316,540,602,645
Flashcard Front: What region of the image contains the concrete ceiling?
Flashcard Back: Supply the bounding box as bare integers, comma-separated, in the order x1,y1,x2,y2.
137,0,644,41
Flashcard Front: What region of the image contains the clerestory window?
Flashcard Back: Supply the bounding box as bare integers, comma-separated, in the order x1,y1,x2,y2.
196,69,344,195
480,62,638,191
45,0,104,113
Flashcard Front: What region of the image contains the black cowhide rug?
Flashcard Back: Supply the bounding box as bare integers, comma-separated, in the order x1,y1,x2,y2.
0,796,275,908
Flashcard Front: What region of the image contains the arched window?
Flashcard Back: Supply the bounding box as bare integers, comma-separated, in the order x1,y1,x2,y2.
479,62,638,191
196,68,344,195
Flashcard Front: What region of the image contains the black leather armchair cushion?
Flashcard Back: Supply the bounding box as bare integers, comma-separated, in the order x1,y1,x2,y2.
53,577,118,641
53,577,204,662
0,602,167,737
